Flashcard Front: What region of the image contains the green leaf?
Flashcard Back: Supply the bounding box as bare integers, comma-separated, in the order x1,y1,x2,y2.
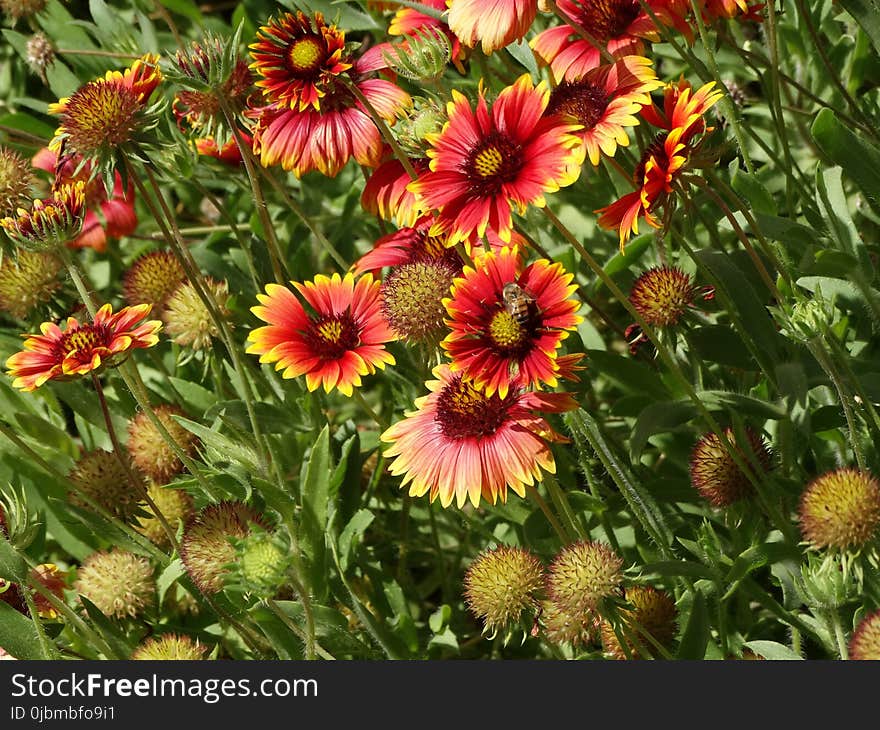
811,109,880,212
0,601,45,660
157,0,203,23
301,426,331,594
565,410,674,558
676,590,709,659
585,350,671,400
76,596,132,659
337,509,374,573
687,326,757,370
639,560,718,580
172,415,260,472
723,542,802,599
816,166,873,272
742,640,804,660
168,377,218,413
839,0,880,54
602,234,653,279
506,39,538,77
630,401,696,460
697,390,788,420
0,536,27,583
156,559,186,606
730,160,778,216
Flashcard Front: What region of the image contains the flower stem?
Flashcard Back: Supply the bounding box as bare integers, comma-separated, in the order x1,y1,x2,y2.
352,388,388,430
266,597,334,660
526,484,571,543
20,582,59,659
541,472,585,540
91,373,181,554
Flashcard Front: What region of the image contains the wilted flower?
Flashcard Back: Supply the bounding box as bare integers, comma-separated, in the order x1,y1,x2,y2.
163,278,229,351
0,0,46,25
463,545,544,635
688,426,773,507
599,585,677,660
138,482,194,550
0,251,62,319
25,32,55,82
0,146,34,216
68,449,147,524
849,610,880,660
74,549,155,619
127,405,200,484
180,502,265,594
798,468,880,551
122,250,186,315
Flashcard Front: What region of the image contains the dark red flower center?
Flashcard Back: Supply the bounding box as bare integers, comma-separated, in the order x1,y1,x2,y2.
465,132,524,197
306,310,360,359
633,132,669,184
287,35,327,75
546,80,609,130
577,0,641,42
55,323,112,358
435,375,511,439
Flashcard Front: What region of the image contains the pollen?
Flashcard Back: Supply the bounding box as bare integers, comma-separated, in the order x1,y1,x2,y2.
435,375,508,439
473,146,504,177
316,319,343,343
547,80,609,130
288,36,324,72
578,0,640,41
488,309,526,348
305,311,360,358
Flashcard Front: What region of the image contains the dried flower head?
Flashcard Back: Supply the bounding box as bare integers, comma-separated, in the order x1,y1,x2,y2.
127,405,199,484
138,482,194,550
689,427,773,507
798,468,880,551
0,0,46,25
599,585,677,660
463,546,544,635
74,549,155,619
849,610,880,660
163,278,229,351
180,502,265,594
122,251,186,316
546,540,624,617
0,146,34,216
25,32,55,82
68,449,147,524
380,259,459,343
629,266,697,327
131,633,209,660
0,251,62,319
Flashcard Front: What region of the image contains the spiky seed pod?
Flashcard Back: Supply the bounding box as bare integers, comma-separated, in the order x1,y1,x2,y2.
163,278,229,351
68,449,147,524
138,482,194,549
180,502,265,594
599,586,677,660
546,540,624,619
122,251,186,315
849,610,880,660
381,260,459,343
236,532,289,596
131,633,209,660
539,599,600,648
0,251,62,319
382,27,451,82
798,468,880,551
463,546,544,635
0,146,34,217
688,427,773,507
127,405,199,484
628,266,696,327
74,549,155,619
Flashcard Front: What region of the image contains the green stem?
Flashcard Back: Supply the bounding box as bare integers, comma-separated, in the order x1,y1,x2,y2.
20,582,59,659
217,94,287,283
352,389,388,430
542,472,585,540
91,373,180,555
827,609,850,660
526,484,571,543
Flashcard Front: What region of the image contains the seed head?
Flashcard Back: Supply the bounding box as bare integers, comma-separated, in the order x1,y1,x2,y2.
68,449,148,524
0,146,34,216
127,405,200,484
163,278,229,351
689,427,773,507
132,633,209,660
74,549,155,619
849,610,880,660
798,468,880,551
546,540,624,617
138,482,194,550
599,585,677,660
381,260,459,343
122,251,186,316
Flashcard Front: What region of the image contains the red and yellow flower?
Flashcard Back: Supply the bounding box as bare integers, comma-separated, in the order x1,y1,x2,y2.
0,181,85,251
447,0,537,55
47,54,163,168
544,56,661,166
6,303,162,391
353,216,463,275
597,78,722,249
531,0,671,81
381,364,577,508
389,0,465,71
32,148,136,252
361,154,430,228
409,74,584,246
443,246,582,398
249,13,411,177
247,272,396,396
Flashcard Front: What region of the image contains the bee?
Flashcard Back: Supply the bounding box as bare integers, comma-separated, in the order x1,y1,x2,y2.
501,282,536,328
